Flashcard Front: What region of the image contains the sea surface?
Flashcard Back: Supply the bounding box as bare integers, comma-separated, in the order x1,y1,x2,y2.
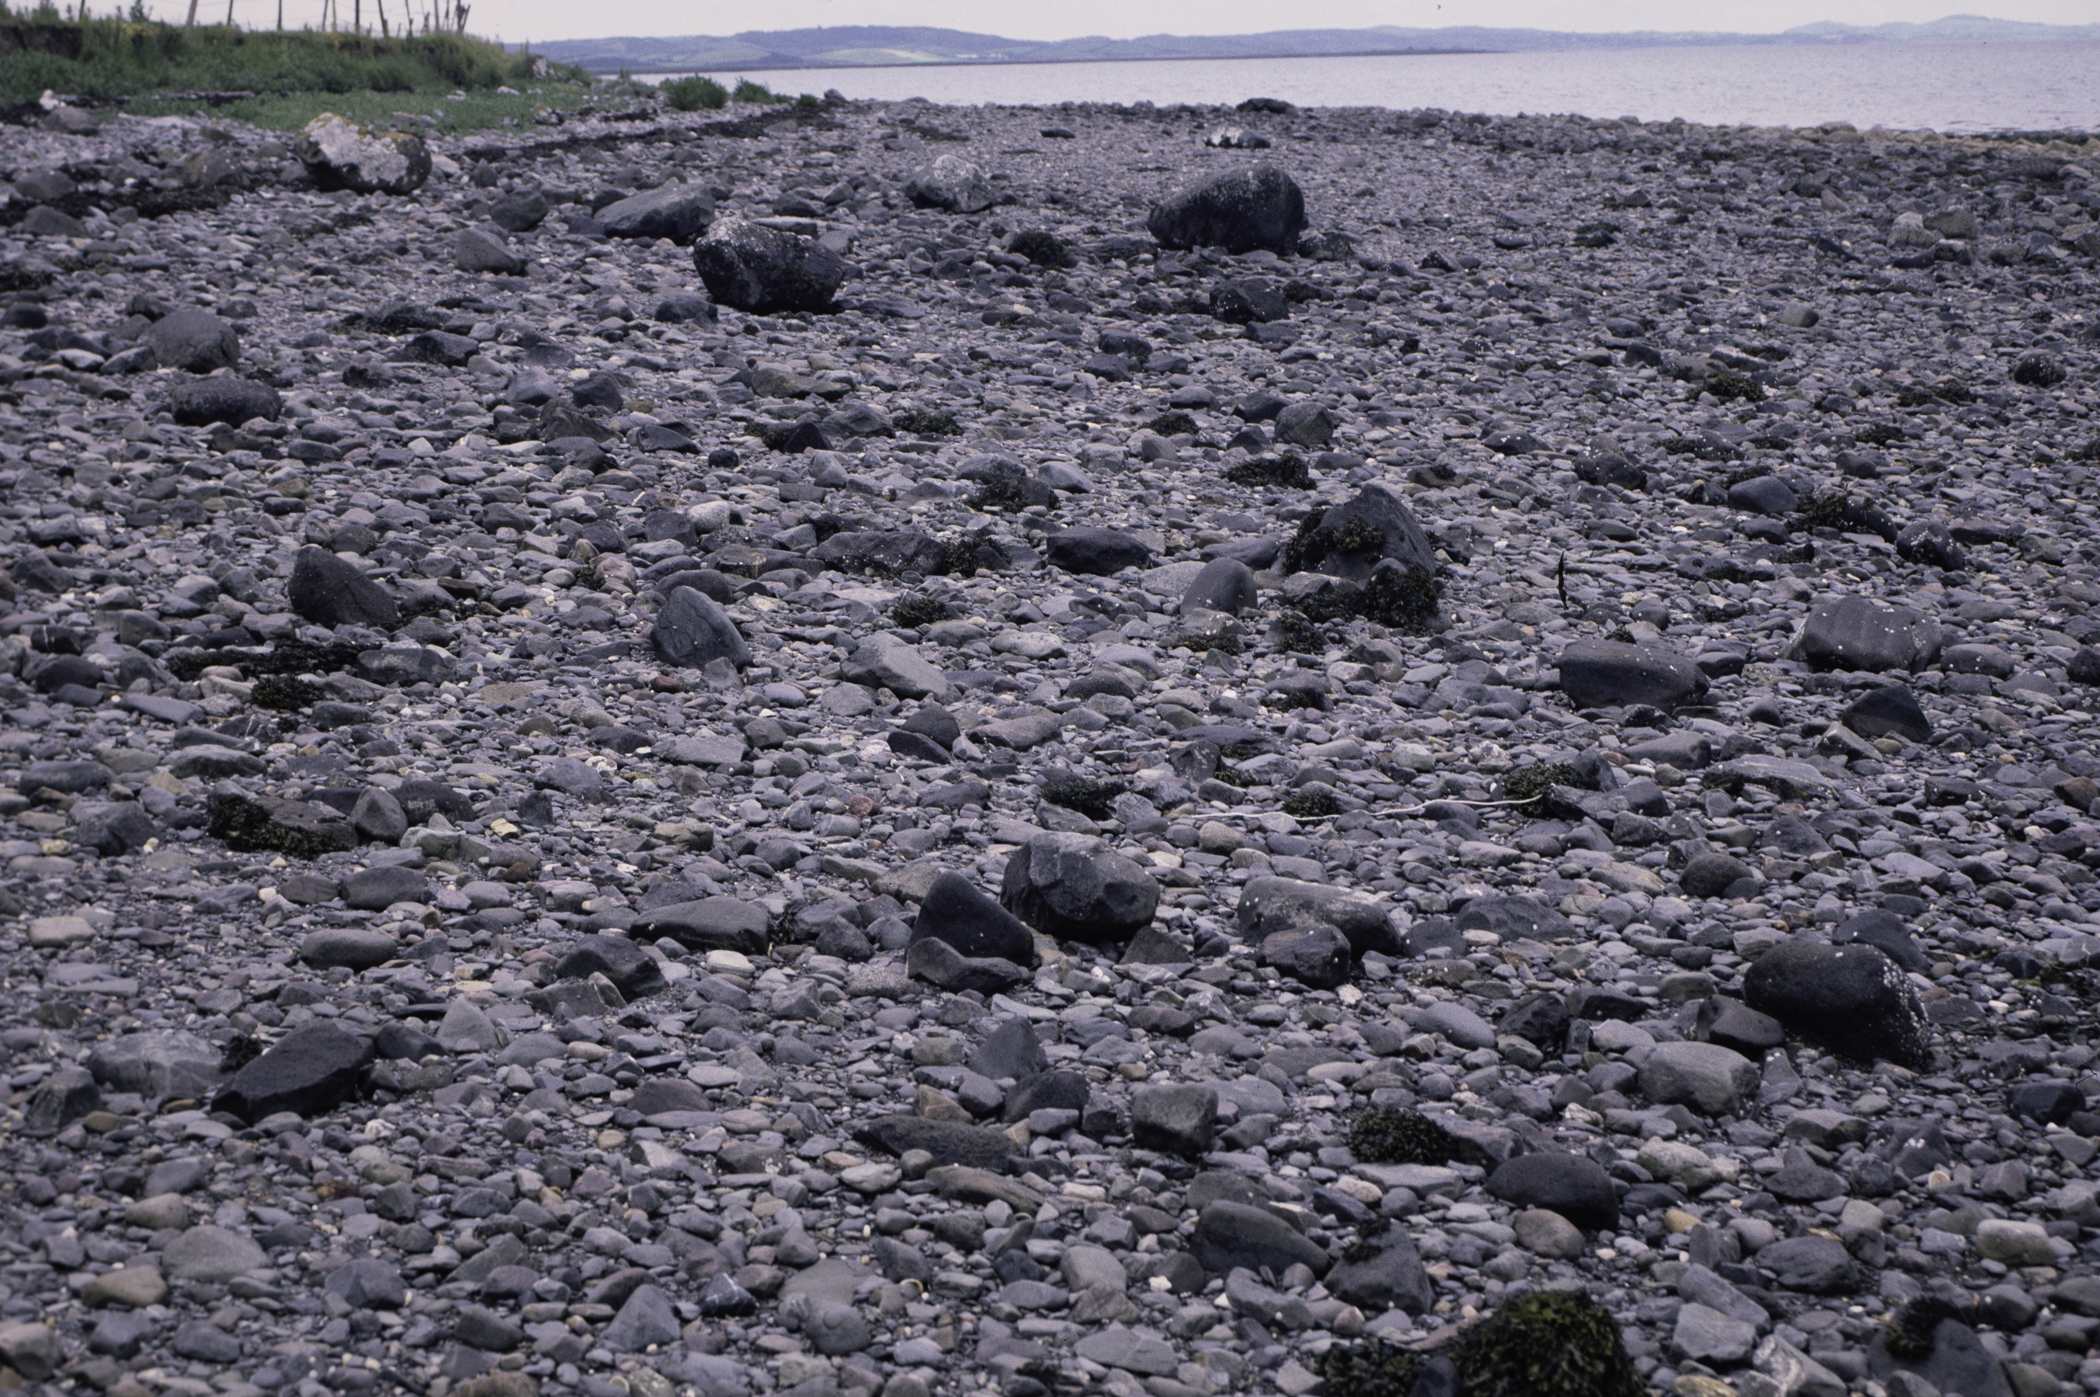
644,39,2100,134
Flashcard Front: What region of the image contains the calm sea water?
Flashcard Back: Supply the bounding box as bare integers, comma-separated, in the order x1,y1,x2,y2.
644,39,2100,134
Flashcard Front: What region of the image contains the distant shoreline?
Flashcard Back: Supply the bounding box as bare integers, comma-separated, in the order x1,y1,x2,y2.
622,48,1492,77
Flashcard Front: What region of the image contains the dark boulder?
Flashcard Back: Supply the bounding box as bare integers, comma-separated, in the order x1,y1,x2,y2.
692,215,848,314
1742,939,1930,1068
1148,164,1307,256
287,546,398,630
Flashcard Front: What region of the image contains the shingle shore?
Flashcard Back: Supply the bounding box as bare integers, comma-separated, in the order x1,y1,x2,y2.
0,92,2097,1397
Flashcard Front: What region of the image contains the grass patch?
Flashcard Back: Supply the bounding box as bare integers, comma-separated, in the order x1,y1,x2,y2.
731,77,790,105
0,17,592,119
658,74,726,111
122,82,604,135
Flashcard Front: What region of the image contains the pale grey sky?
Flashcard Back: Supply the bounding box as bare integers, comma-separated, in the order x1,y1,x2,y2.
154,0,2099,47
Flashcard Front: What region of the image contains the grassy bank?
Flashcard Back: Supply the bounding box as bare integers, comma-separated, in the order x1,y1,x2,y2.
0,13,601,130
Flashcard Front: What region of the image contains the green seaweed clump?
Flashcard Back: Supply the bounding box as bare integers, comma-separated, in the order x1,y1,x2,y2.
891,594,948,629
1281,787,1341,819
1704,368,1765,403
1330,515,1386,556
1224,453,1312,488
162,649,215,681
1176,630,1244,656
251,675,324,712
1884,1297,1963,1361
1450,1288,1643,1397
1009,230,1075,268
1349,1106,1456,1166
206,793,358,859
1854,424,1905,447
1313,1338,1423,1397
1040,776,1125,821
251,640,364,676
1358,563,1442,635
1798,490,1853,530
1658,437,1701,456
935,529,1009,577
1143,411,1201,438
1274,611,1326,654
894,408,962,437
1278,509,1327,573
1502,761,1575,815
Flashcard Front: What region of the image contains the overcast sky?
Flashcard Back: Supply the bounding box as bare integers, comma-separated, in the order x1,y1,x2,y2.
481,1,2095,43
171,0,2098,46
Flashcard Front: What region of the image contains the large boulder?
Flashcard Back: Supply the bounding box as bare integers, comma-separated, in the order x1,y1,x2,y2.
293,112,430,195
1742,939,1930,1068
1180,557,1258,616
911,872,1035,965
454,227,526,275
651,586,752,670
597,182,715,242
840,633,950,700
629,897,770,955
1792,595,1944,673
143,309,239,373
692,215,848,314
288,546,398,630
1636,1041,1760,1115
1044,527,1151,576
1148,164,1307,255
1292,485,1437,582
87,1030,223,1099
166,375,281,427
213,1022,374,1123
1237,876,1399,956
904,154,997,214
1000,833,1160,943
1189,1200,1330,1277
1558,638,1708,711
1484,1152,1618,1232
1841,683,1934,743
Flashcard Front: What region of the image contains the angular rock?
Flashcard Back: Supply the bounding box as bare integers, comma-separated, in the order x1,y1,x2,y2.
692,215,848,313
598,183,715,242
1484,1152,1618,1231
1237,876,1398,956
288,546,399,629
143,309,239,373
1129,1083,1218,1156
651,586,751,670
294,112,430,194
840,633,949,700
1637,1041,1760,1114
1742,939,1931,1068
1148,164,1307,255
167,374,281,426
214,1022,374,1122
911,872,1034,963
905,153,997,214
1793,596,1944,673
1558,638,1709,711
999,832,1160,942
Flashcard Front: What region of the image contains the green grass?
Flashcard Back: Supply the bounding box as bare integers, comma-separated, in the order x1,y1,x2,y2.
123,82,605,134
659,73,726,111
0,12,598,131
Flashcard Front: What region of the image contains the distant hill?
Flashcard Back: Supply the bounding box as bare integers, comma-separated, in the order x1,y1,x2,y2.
521,15,2100,72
